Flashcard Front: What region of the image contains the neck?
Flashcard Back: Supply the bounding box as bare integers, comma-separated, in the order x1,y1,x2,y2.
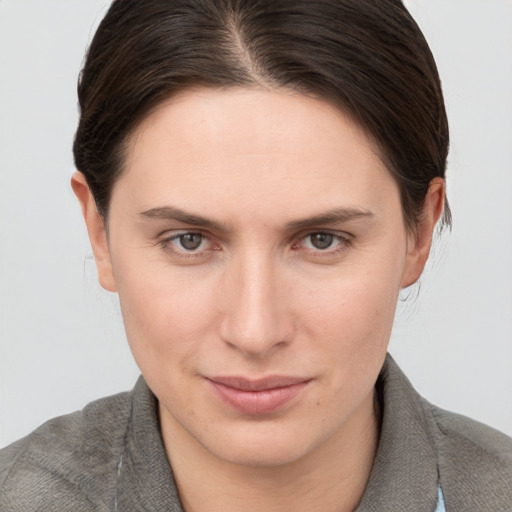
160,389,380,512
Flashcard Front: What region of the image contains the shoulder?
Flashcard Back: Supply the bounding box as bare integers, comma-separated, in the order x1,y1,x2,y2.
0,389,133,512
424,399,512,509
427,400,512,471
380,354,512,510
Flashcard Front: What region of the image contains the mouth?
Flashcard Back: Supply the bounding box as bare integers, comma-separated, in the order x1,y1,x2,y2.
206,376,312,415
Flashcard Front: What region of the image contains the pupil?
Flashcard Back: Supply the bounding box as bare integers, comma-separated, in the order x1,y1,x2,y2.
311,233,333,250
180,233,203,250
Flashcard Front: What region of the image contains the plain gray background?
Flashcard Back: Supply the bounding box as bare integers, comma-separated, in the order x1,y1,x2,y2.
1,0,511,448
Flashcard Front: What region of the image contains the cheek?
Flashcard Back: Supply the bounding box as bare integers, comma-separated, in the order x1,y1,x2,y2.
296,284,395,382
292,266,402,417
298,260,403,342
290,248,405,390
114,261,219,373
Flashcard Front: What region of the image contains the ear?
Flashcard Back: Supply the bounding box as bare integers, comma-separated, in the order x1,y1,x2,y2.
71,171,117,292
401,178,446,288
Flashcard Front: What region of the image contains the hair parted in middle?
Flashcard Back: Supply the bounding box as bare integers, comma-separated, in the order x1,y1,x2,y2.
74,0,450,231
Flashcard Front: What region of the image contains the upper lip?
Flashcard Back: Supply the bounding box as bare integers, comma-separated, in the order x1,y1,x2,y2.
207,376,311,391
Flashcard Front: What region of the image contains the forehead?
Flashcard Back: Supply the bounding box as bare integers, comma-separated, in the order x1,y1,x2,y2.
115,87,399,224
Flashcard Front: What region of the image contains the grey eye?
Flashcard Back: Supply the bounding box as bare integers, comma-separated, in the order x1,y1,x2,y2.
309,233,334,250
179,233,204,251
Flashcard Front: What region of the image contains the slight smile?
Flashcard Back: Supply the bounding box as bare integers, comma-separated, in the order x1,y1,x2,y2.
206,376,312,415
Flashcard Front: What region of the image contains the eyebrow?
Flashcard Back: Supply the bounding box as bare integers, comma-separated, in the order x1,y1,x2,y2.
138,205,374,232
139,206,229,231
284,207,374,231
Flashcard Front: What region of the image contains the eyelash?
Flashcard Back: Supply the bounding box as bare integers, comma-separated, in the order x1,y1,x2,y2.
157,230,353,260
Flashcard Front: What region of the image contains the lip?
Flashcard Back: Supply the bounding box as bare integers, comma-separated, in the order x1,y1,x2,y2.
207,376,311,415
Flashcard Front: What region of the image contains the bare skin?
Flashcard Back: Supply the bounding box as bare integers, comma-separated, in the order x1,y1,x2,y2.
73,87,444,511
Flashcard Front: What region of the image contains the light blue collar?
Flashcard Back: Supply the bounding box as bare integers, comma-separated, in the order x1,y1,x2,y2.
434,486,446,512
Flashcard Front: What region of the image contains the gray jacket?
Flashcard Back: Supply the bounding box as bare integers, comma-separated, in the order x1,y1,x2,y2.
1,355,511,511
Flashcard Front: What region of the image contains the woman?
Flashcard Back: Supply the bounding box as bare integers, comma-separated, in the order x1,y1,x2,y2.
1,0,511,510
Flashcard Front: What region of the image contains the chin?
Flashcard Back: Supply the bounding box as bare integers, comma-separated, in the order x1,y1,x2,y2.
199,421,324,468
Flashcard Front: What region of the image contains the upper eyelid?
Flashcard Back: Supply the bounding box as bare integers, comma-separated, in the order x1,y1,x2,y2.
168,231,212,246
295,229,353,242
298,232,351,245
158,227,209,238
168,230,208,240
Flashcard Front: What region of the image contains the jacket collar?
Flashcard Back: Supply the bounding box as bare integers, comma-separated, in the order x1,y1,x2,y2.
355,354,439,511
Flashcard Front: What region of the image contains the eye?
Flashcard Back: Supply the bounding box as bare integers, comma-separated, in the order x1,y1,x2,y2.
160,231,214,255
292,231,352,257
301,232,347,251
305,232,336,250
176,233,205,251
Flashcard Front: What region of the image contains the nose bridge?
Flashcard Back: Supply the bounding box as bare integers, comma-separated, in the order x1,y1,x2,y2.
219,247,291,356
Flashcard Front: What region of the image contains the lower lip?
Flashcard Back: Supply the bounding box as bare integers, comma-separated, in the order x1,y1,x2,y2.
208,380,309,415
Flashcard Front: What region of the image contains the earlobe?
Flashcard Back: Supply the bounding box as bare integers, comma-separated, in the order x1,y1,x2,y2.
71,171,117,292
401,178,446,288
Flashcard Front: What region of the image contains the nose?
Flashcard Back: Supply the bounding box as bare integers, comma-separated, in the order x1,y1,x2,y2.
218,251,294,358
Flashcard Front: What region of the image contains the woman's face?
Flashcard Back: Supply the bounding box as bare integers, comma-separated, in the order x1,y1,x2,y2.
78,88,436,467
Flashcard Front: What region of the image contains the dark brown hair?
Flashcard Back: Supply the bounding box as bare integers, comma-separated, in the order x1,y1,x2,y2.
73,0,451,231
